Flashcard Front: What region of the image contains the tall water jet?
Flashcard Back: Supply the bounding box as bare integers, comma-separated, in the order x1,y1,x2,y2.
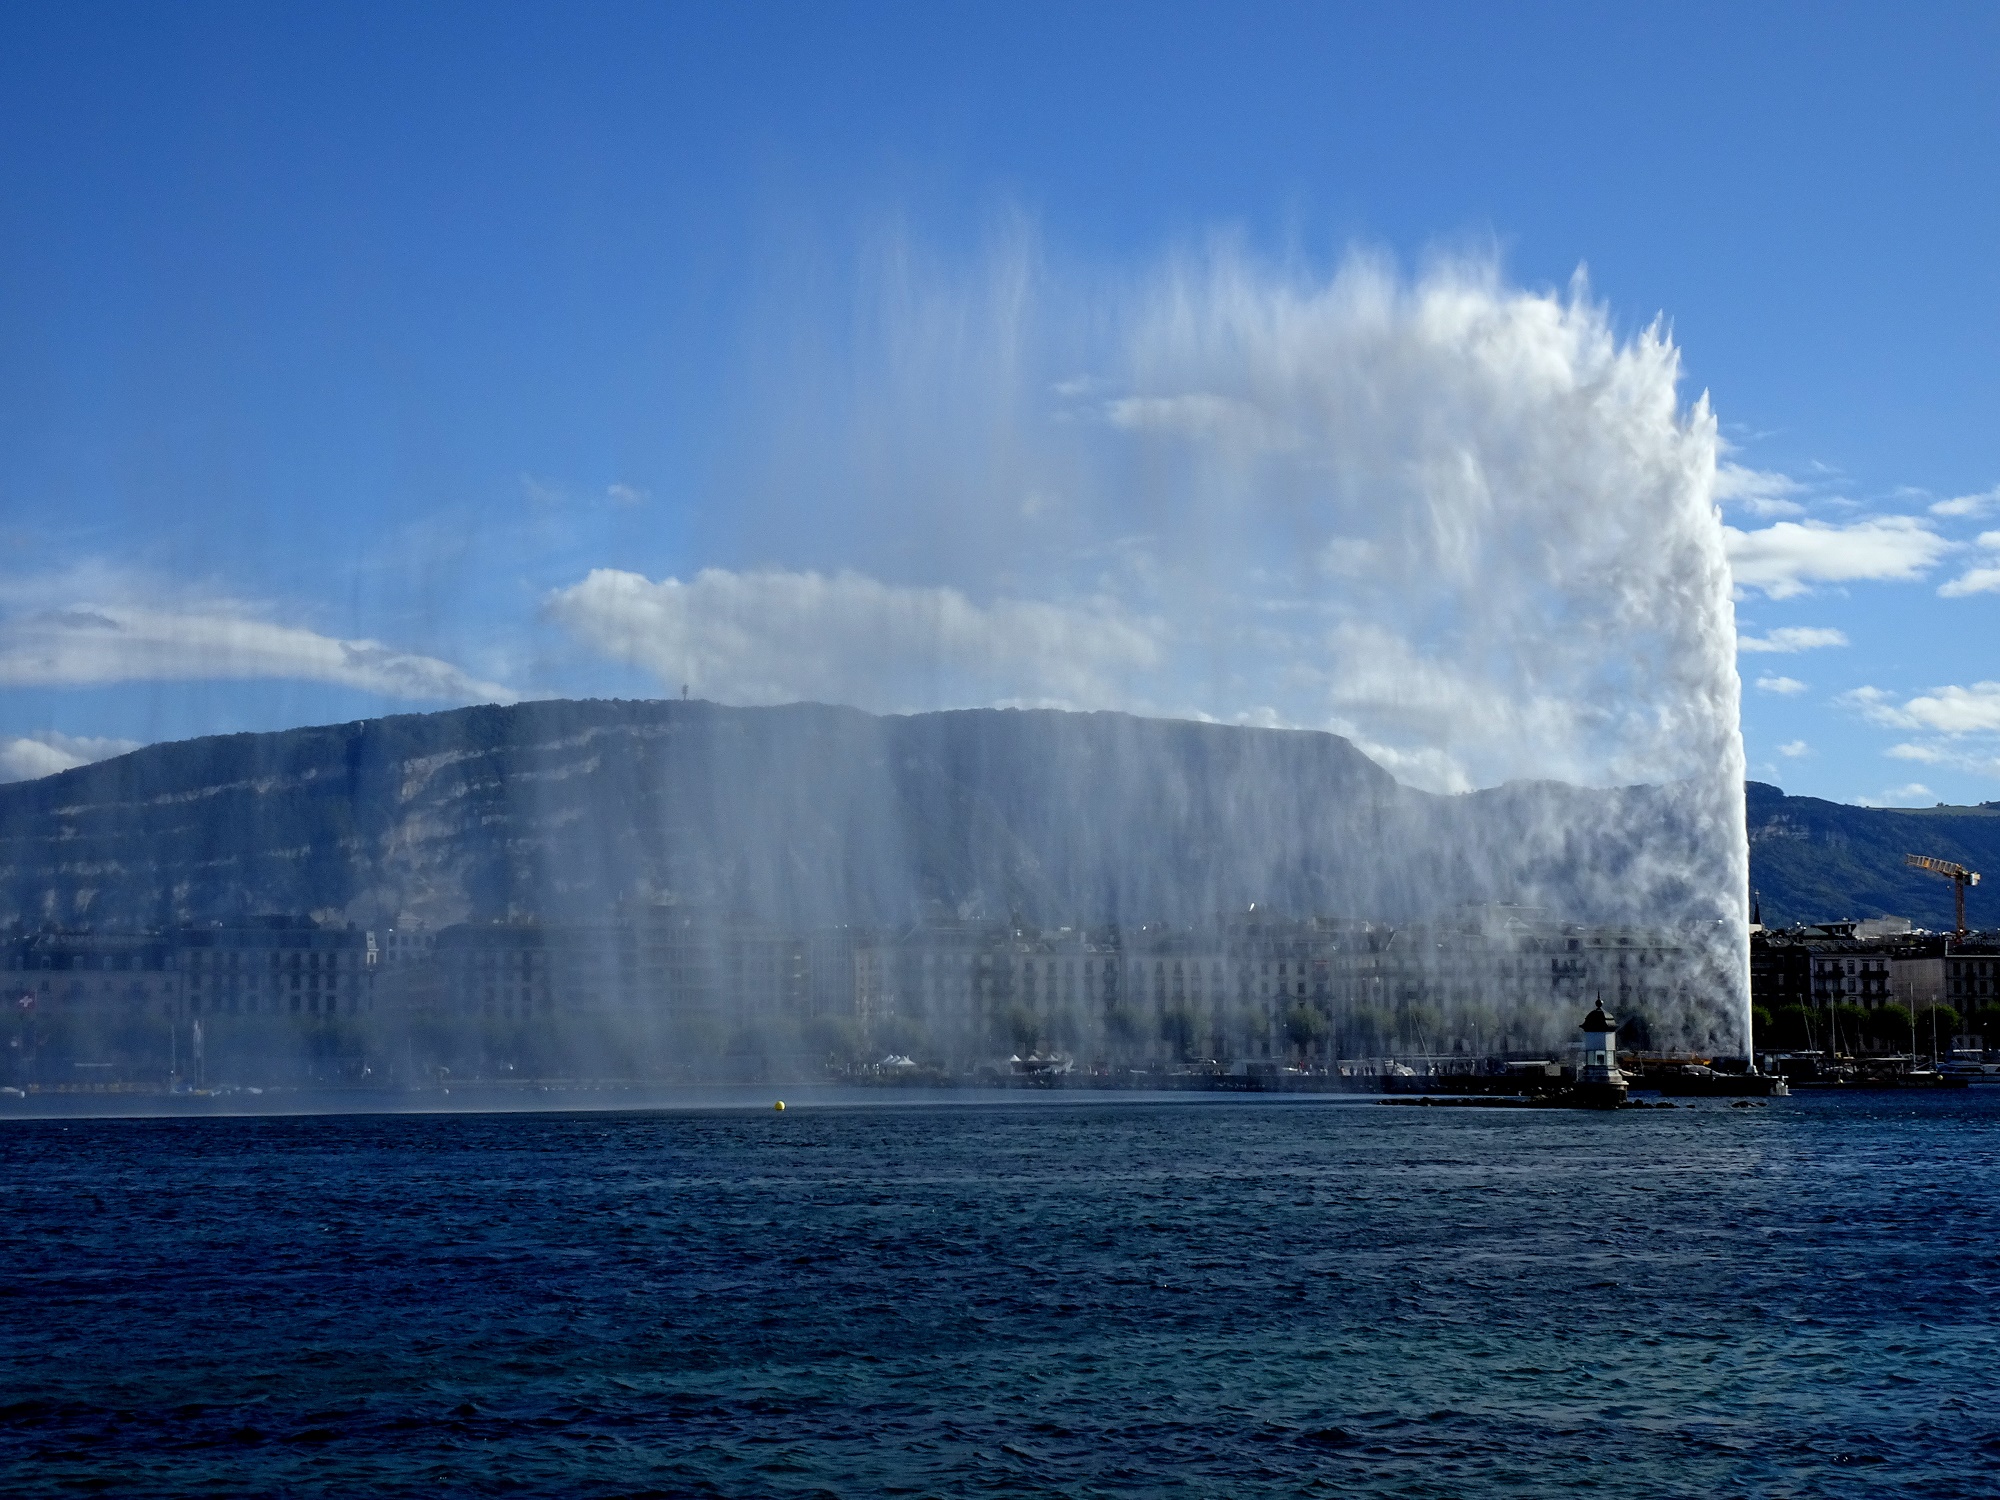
1099,251,1752,1054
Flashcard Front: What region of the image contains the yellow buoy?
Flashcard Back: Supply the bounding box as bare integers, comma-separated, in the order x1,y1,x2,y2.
774,1100,786,1111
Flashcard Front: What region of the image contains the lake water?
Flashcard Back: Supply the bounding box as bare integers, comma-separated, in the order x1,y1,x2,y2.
4,1091,1998,1496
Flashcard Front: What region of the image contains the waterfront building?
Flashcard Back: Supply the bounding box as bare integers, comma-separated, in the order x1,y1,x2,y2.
623,902,807,1032
3,917,374,1022
1811,942,1892,1007
1750,923,1987,1022
3,930,183,1017
851,919,1123,1065
1887,935,1949,1013
1946,941,2000,1009
428,922,560,1020
807,926,864,1018
179,918,374,1019
1,903,1742,1077
2,917,377,1087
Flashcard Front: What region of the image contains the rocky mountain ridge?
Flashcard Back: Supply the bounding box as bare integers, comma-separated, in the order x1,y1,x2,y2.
0,697,1973,933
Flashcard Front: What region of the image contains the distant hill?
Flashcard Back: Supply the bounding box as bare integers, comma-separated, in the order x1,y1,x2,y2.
9,699,1964,935
1747,781,2000,931
0,698,1721,933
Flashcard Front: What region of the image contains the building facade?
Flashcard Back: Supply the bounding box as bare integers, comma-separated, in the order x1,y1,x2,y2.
3,902,1781,1081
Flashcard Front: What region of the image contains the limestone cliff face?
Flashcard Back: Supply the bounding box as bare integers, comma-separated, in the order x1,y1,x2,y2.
0,700,1414,930
0,698,1884,933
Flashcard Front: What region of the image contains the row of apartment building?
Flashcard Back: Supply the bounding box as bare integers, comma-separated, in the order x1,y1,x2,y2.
6,902,1730,1063
1751,920,2000,1016
840,906,1713,1061
3,916,375,1021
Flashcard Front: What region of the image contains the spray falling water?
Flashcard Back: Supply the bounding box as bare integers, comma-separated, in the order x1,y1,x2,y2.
555,237,1752,1053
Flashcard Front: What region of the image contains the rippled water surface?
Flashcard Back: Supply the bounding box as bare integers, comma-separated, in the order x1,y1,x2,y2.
5,1092,1999,1496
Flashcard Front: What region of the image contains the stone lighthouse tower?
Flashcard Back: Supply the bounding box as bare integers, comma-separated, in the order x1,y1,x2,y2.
1575,1001,1629,1108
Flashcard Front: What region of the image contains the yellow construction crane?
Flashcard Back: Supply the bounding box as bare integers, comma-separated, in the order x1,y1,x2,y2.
1906,853,1981,937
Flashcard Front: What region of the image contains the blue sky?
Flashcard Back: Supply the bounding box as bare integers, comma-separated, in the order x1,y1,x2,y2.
1,2,1996,806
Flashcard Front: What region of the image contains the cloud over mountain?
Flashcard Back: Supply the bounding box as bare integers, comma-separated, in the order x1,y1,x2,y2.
0,598,514,704
546,567,1164,712
1723,517,1948,598
1737,626,1848,654
0,730,141,784
1938,530,2000,597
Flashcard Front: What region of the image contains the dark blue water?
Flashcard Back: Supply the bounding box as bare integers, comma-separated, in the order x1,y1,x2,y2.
5,1092,1999,1497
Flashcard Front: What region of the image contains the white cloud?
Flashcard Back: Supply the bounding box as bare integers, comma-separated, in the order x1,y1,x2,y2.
1737,626,1847,654
0,730,142,784
1289,620,1620,795
1889,683,2000,735
545,566,1166,712
1723,517,1949,598
1713,462,1806,517
1777,739,1811,757
1885,742,2000,777
520,472,565,506
1940,567,2000,598
522,473,650,509
1864,783,1936,806
1103,392,1295,449
0,602,515,703
1938,530,2000,597
1333,734,1476,795
1848,680,2000,756
1929,485,2000,519
1756,675,1809,696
